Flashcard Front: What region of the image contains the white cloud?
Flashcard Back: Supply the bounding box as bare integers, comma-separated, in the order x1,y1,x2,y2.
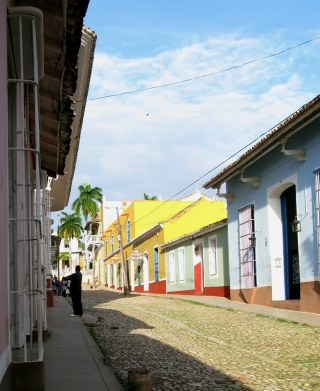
72,33,318,203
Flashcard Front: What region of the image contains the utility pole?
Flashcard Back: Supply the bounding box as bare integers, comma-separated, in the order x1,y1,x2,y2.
116,207,129,295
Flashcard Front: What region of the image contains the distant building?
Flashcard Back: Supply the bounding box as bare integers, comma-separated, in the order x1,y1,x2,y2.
51,236,83,277
101,197,227,294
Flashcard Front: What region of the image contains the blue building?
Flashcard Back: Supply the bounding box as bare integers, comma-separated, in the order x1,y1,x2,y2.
204,95,320,314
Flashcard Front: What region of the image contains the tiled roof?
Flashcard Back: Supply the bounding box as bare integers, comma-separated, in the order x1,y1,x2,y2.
203,95,320,189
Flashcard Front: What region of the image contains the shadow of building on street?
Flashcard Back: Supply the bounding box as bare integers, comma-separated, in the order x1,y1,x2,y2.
83,290,253,391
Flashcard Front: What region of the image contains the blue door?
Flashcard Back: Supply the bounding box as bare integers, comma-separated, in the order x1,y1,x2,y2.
154,247,159,282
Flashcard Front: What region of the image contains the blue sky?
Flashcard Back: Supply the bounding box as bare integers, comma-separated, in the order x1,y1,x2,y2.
66,0,320,208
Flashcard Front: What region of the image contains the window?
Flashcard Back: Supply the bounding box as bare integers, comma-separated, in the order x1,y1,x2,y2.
178,247,185,281
110,264,114,285
127,220,131,242
239,205,257,288
315,172,320,268
111,236,114,253
208,236,218,277
64,240,69,249
169,251,176,284
117,262,121,286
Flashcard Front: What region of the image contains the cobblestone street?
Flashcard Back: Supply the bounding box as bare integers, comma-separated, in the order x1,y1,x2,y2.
81,289,320,391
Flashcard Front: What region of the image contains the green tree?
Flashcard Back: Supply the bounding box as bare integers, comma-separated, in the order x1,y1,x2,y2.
58,212,83,270
72,183,103,222
59,252,71,268
143,193,158,200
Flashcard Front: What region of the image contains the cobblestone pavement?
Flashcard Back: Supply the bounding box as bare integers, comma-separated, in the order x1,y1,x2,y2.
81,289,320,391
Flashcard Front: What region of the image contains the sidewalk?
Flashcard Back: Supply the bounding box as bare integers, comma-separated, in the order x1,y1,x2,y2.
44,295,123,391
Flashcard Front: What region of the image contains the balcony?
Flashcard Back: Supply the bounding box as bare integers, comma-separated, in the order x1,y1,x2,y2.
85,233,101,251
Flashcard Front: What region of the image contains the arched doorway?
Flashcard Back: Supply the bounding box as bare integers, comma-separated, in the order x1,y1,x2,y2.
280,185,300,300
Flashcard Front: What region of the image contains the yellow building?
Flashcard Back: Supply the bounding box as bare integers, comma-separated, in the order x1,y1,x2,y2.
102,197,227,294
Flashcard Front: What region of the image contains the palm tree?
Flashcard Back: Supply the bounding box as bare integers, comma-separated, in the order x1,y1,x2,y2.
72,183,103,222
58,212,83,272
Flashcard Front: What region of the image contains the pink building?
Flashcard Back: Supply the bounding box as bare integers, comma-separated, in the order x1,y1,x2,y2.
0,2,95,390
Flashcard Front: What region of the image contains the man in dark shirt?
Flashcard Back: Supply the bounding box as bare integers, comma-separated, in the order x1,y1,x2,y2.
64,265,83,317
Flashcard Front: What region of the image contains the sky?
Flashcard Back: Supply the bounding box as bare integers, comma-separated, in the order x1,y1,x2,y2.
63,0,320,213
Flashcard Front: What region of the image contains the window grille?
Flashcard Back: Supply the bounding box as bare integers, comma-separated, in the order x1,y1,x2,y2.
178,248,185,282
169,252,176,284
239,205,257,288
208,236,218,277
7,7,45,362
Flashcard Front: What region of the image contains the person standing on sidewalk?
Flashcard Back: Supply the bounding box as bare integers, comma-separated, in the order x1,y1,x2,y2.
63,265,83,317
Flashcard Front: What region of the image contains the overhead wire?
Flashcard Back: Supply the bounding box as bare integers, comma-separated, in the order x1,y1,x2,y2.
78,35,320,103
105,106,292,242
80,34,320,239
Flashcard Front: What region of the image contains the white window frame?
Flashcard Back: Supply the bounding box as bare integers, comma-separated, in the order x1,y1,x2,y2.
169,251,176,284
111,235,114,253
178,247,185,282
208,235,218,278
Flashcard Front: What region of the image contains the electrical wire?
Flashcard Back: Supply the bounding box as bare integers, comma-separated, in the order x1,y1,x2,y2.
80,35,320,103
78,35,320,238
106,109,289,239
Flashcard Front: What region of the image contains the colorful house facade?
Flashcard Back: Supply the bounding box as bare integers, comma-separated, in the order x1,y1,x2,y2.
162,219,229,296
204,95,320,314
51,237,83,278
102,197,227,295
86,199,132,286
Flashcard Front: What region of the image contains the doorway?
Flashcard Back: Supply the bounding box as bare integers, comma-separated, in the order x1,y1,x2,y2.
280,185,300,300
193,243,203,294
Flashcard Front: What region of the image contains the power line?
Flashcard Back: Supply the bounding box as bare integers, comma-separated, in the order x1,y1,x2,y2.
82,35,320,102
112,111,289,236
102,118,273,249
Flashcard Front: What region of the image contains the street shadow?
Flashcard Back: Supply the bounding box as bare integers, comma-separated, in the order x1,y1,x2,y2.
81,287,141,305
82,290,253,391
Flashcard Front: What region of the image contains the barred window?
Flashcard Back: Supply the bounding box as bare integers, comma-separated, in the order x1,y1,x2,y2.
178,247,185,282
169,251,176,284
208,236,218,277
239,205,257,288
